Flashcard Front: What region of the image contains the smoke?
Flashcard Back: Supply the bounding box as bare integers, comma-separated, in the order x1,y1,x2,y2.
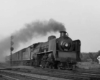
13,19,66,49
0,37,10,62
14,19,66,42
0,19,66,62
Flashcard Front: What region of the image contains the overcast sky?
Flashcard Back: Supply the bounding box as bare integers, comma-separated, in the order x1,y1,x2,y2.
0,0,100,53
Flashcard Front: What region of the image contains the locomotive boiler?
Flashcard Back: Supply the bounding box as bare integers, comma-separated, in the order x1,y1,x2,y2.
32,31,81,69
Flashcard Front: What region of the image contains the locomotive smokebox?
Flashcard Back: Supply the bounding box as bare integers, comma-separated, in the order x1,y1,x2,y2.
60,31,68,37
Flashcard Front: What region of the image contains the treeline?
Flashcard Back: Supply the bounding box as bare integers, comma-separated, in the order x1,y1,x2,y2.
80,50,100,62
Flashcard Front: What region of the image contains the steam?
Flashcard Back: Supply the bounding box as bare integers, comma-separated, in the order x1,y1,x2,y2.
0,37,10,62
0,19,66,62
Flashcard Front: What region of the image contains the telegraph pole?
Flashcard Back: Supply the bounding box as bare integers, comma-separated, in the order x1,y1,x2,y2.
10,35,14,66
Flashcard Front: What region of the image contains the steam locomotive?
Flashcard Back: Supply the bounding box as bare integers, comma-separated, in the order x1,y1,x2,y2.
6,31,81,70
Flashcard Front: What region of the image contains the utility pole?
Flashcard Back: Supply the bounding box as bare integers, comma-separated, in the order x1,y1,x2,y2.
10,35,14,66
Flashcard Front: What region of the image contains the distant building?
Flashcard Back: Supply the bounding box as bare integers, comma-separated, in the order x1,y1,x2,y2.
97,56,100,64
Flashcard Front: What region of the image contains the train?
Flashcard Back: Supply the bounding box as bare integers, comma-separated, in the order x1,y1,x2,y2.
6,31,81,70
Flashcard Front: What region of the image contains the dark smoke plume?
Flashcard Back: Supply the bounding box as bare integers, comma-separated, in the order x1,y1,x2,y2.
14,19,66,42
0,19,66,62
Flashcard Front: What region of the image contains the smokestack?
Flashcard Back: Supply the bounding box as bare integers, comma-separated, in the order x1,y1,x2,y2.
60,31,68,37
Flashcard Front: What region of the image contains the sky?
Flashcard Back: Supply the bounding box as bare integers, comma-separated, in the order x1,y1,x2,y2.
0,0,100,54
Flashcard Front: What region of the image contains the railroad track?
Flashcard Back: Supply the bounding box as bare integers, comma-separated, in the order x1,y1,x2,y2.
1,67,100,80
0,74,19,80
0,72,46,80
0,68,99,80
0,71,48,80
0,69,71,80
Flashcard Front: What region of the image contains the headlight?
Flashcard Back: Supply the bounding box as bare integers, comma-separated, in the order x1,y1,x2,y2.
61,41,69,48
65,43,68,47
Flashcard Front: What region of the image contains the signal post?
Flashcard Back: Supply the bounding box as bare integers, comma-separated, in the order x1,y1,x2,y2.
10,35,14,66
